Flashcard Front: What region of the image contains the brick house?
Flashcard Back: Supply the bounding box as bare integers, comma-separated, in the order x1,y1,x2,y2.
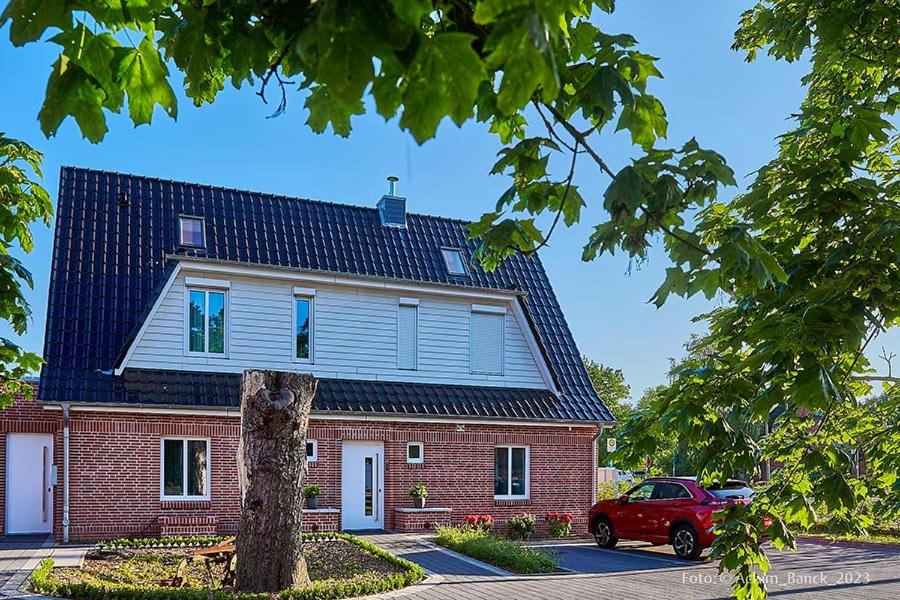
1,167,614,541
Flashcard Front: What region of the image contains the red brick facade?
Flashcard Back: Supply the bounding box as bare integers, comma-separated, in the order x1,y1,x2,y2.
2,393,597,541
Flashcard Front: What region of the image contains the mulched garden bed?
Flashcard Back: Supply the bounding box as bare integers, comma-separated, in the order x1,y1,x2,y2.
49,539,406,589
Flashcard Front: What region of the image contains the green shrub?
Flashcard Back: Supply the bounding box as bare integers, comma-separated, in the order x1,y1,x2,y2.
97,536,229,550
409,484,428,499
301,485,321,499
506,513,536,540
596,481,620,500
434,526,556,574
32,533,425,600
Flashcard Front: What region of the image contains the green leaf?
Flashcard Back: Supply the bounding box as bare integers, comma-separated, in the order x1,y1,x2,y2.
38,55,108,142
473,0,530,24
114,37,178,126
305,86,364,137
603,166,645,213
617,94,667,149
400,33,487,142
50,26,124,111
389,0,432,25
1,0,70,46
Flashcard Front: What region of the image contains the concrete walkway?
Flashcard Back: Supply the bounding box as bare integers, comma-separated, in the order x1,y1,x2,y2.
0,536,87,600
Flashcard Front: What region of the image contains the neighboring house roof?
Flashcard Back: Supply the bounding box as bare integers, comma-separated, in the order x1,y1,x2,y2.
39,166,613,422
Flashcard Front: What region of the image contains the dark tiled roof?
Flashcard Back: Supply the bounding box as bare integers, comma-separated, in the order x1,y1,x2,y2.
39,166,613,422
46,368,571,420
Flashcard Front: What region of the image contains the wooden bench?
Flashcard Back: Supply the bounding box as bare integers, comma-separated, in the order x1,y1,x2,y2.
163,536,237,588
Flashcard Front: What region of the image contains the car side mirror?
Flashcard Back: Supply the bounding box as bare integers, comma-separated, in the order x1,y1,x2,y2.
617,495,629,504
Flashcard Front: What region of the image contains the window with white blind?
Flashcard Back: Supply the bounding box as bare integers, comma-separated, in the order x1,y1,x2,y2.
470,307,505,375
398,300,418,370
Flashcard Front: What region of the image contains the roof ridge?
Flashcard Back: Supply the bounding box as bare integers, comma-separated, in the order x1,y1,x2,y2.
59,165,478,226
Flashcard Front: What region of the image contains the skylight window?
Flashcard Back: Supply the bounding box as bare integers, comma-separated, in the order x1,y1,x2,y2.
179,216,206,247
441,248,467,276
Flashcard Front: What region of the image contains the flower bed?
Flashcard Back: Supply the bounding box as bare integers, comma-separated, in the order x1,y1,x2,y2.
545,513,574,538
31,533,424,600
434,525,557,574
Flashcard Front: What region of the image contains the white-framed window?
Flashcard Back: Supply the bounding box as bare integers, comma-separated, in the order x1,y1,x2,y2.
441,248,467,276
494,445,529,499
293,293,314,362
186,288,227,355
398,299,418,370
161,438,210,500
406,442,424,464
471,307,505,375
179,216,206,247
306,439,318,463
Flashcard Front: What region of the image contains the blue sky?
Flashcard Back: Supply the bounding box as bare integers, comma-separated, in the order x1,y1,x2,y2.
2,1,897,398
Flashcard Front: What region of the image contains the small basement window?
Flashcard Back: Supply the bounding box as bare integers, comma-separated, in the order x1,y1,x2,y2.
179,216,206,247
161,438,210,500
441,248,467,276
407,442,424,464
306,440,318,463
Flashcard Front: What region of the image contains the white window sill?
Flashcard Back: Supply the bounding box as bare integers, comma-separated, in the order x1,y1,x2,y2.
493,496,529,501
160,496,211,502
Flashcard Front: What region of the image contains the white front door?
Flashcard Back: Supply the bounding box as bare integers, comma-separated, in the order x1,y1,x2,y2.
341,441,384,530
6,433,54,534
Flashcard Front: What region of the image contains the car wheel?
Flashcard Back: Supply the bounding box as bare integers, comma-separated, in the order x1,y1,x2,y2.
672,524,702,560
593,517,618,549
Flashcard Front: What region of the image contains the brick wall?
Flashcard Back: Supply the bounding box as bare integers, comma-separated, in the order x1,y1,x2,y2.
394,509,453,532
305,419,596,533
65,410,242,540
2,398,597,540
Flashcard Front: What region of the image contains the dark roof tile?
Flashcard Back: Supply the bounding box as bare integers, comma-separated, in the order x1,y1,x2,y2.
39,166,613,422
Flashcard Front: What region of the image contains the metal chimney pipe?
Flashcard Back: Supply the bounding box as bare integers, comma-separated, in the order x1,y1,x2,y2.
387,176,399,196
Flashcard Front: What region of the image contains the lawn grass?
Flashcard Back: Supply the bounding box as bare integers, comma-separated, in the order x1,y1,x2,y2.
801,528,900,545
434,526,557,574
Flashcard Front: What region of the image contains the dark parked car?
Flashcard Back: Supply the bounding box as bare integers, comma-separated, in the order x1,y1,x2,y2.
587,477,755,560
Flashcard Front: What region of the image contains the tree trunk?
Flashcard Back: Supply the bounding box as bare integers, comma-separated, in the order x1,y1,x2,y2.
235,370,317,592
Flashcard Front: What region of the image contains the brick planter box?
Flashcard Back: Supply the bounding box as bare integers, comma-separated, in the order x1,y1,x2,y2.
158,515,218,537
394,508,452,532
302,508,339,532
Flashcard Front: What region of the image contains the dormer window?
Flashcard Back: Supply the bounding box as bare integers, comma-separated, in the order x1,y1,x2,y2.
179,216,206,247
441,248,467,276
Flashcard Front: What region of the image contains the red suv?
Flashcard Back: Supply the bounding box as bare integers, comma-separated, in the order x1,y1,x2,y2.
588,477,754,560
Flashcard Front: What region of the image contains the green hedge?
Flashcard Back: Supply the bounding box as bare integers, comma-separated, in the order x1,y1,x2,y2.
434,526,557,574
32,533,425,600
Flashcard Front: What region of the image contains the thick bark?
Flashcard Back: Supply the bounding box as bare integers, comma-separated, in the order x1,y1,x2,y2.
235,370,317,592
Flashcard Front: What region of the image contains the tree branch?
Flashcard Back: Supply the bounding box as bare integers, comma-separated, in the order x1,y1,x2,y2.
523,139,580,255
542,103,616,179
852,375,899,383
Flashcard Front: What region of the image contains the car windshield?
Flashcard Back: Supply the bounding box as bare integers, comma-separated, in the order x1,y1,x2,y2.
705,480,754,499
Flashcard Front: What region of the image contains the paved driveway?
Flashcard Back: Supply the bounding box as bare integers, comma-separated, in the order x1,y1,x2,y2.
370,534,900,600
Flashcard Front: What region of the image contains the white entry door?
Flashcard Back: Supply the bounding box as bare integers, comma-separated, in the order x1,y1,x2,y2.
341,442,384,530
6,433,54,534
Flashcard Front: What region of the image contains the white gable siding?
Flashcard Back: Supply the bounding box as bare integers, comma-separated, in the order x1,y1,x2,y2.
125,271,549,389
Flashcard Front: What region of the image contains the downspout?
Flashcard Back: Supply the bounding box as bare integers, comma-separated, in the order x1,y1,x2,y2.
591,424,606,506
62,403,71,543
